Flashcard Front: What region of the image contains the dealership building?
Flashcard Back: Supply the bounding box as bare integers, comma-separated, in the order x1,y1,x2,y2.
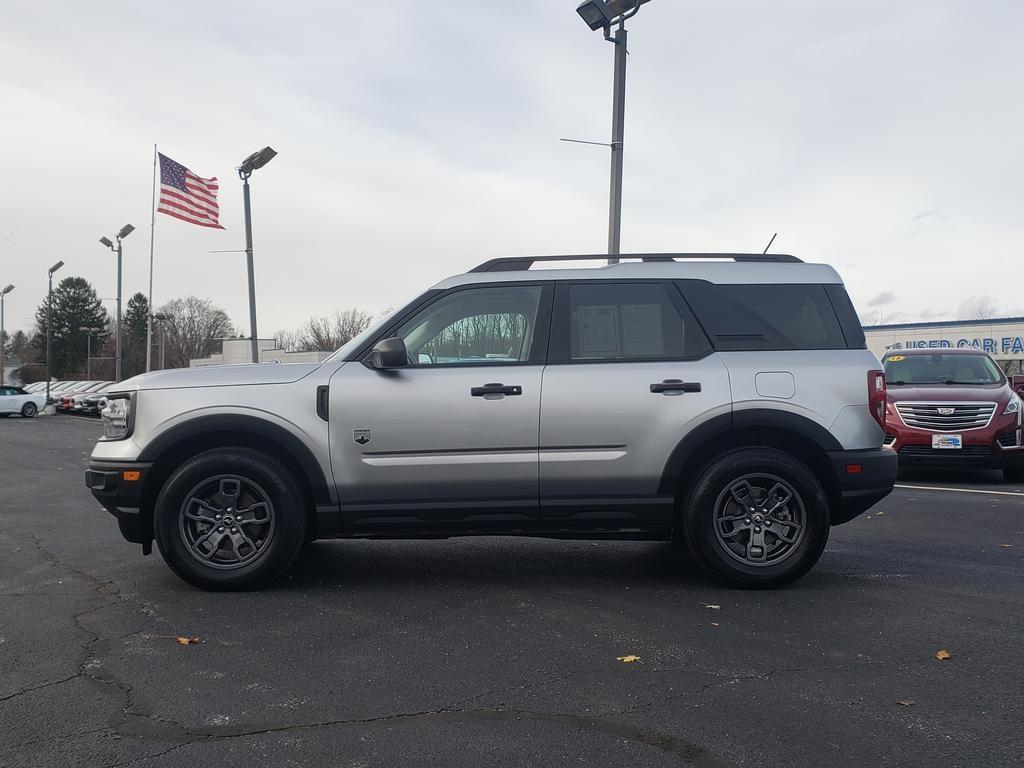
863,317,1024,372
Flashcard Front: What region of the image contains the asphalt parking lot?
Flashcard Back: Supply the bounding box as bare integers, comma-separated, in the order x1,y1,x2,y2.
1,417,1022,768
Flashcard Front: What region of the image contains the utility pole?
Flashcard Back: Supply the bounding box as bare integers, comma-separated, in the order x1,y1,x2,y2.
237,146,277,364
46,261,64,403
241,173,259,364
573,1,653,264
0,284,12,386
607,22,627,263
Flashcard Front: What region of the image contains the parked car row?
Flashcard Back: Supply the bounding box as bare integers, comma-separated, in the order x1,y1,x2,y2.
0,380,115,418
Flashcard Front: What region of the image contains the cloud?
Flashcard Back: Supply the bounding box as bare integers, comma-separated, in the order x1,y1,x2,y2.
911,209,949,224
867,291,897,306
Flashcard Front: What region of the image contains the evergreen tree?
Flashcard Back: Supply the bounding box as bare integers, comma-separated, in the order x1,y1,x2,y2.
123,292,150,378
32,277,110,378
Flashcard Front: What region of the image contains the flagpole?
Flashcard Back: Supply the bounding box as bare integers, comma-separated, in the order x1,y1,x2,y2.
145,144,157,372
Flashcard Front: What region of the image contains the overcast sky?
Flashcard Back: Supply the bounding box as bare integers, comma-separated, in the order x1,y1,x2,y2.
2,0,1022,337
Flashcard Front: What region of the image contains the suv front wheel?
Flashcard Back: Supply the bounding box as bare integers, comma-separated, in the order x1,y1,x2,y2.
154,448,308,591
682,448,830,588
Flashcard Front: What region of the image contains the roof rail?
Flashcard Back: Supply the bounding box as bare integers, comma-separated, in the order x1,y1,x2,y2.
469,253,803,273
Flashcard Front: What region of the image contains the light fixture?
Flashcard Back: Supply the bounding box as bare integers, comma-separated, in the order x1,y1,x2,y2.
576,0,613,30
1,284,12,296
239,146,277,174
99,237,113,248
49,261,64,275
118,224,135,239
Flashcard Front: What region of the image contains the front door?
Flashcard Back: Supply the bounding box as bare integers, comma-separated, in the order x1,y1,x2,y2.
329,283,552,534
539,281,731,529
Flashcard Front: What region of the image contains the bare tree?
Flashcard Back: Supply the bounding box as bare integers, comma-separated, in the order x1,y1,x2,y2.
278,309,373,352
957,295,998,320
159,297,235,368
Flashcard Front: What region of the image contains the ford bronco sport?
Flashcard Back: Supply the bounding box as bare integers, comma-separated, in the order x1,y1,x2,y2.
85,254,896,590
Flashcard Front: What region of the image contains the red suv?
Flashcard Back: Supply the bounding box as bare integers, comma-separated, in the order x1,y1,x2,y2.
882,349,1024,481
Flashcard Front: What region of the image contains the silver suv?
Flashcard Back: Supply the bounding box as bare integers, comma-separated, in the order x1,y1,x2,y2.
85,254,896,590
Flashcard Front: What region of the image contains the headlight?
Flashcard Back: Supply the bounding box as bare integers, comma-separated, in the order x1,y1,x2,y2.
100,393,133,440
1004,394,1021,416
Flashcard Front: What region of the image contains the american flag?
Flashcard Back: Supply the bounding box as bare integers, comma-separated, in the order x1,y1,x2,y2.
156,153,224,229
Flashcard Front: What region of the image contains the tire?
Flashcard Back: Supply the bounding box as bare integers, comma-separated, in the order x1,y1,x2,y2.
1003,458,1024,483
21,402,38,418
682,447,830,589
153,448,308,591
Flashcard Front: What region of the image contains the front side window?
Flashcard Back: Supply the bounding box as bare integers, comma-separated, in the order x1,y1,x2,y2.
554,282,699,362
883,353,1004,385
394,285,542,366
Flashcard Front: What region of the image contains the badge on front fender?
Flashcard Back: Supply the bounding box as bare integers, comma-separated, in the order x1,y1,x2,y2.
353,428,371,446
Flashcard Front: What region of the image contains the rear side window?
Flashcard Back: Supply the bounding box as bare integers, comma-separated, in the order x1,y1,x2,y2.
550,282,707,362
678,281,849,351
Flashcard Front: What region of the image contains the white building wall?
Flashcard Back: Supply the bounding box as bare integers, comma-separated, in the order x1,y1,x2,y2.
864,319,1024,361
190,339,332,367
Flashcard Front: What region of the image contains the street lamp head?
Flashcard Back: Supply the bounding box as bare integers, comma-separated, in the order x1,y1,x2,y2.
153,312,168,322
48,261,64,275
1,285,13,296
576,0,613,30
99,236,114,248
239,146,277,175
117,224,135,239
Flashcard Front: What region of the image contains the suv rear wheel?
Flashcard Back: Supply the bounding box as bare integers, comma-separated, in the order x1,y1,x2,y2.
153,448,308,591
682,447,829,588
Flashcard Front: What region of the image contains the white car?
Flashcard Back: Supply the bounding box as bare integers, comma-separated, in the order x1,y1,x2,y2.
0,386,47,418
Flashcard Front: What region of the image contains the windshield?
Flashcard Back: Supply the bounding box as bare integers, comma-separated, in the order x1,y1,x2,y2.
883,353,1004,385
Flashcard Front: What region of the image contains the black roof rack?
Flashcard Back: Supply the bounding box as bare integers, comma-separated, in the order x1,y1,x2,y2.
469,253,803,273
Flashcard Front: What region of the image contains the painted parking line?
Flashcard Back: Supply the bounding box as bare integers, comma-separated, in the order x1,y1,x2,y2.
895,484,1024,497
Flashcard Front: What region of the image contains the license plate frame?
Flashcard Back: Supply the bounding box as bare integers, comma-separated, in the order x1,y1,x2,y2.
932,434,963,450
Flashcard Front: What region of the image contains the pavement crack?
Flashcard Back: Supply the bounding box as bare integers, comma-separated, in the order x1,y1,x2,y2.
97,706,735,768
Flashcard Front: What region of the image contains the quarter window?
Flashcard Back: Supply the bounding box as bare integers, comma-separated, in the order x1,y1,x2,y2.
679,282,848,351
394,285,542,366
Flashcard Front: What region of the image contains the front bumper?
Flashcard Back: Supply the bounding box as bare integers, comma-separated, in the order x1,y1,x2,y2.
85,461,154,549
885,412,1024,469
827,447,897,525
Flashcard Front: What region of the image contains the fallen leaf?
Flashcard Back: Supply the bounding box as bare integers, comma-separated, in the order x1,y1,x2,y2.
1000,544,1013,548
896,700,914,707
934,649,951,661
710,623,720,627
617,654,641,663
176,636,201,646
701,603,721,610
875,511,885,516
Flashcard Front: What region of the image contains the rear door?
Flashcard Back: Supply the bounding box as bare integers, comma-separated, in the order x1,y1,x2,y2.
539,281,731,528
328,283,552,533
0,388,13,413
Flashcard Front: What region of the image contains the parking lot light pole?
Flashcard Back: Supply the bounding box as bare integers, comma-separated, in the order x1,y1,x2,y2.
46,261,64,403
575,0,653,264
0,284,13,386
237,146,277,364
152,312,169,369
100,224,134,382
79,326,100,379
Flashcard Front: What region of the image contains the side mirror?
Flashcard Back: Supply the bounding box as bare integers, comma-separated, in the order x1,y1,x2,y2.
366,337,408,369
1012,375,1024,394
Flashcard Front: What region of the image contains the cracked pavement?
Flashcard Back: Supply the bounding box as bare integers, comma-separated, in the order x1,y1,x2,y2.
2,416,1023,767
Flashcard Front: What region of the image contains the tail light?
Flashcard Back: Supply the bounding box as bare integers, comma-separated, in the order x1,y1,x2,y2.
868,369,886,431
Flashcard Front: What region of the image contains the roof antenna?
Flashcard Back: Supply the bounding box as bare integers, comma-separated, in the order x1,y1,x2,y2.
763,232,778,254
